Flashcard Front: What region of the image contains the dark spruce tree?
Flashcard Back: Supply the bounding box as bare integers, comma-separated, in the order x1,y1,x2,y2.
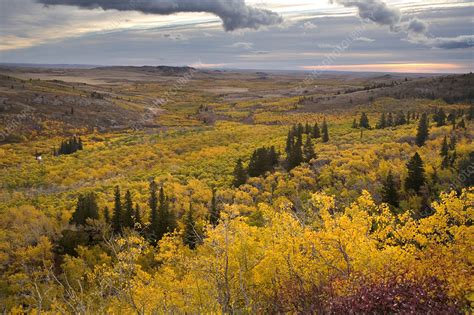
457,118,466,129
303,136,316,163
209,189,220,226
433,108,446,127
71,193,99,226
459,151,474,187
148,181,160,244
156,186,176,241
440,136,450,169
134,203,142,228
381,171,400,209
312,123,321,138
395,111,406,126
112,186,123,234
404,153,426,194
468,105,474,121
232,158,248,187
183,203,200,250
359,112,370,129
377,113,386,129
321,119,329,143
415,113,429,147
386,112,394,127
123,190,135,229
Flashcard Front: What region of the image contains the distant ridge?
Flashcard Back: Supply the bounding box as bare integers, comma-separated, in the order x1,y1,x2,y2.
93,65,197,75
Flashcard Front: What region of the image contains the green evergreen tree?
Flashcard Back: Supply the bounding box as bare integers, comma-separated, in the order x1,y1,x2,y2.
112,186,122,234
123,190,134,229
377,113,386,129
457,118,466,129
312,123,321,138
416,113,429,147
404,153,426,194
433,108,446,127
134,203,142,228
290,133,303,169
183,203,200,249
381,171,400,209
321,119,329,143
303,136,316,163
459,152,474,187
148,181,159,243
232,159,247,187
395,111,406,126
209,189,220,226
359,112,370,129
71,193,98,226
386,112,394,126
440,136,450,169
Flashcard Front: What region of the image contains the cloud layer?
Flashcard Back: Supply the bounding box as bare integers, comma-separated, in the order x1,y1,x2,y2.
35,0,283,31
331,0,473,49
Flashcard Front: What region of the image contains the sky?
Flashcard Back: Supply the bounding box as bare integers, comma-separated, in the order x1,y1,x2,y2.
0,0,473,73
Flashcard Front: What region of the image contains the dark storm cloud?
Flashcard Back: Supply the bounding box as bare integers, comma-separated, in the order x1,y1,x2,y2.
35,0,283,31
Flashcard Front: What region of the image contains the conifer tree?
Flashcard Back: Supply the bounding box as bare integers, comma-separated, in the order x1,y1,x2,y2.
449,135,456,150
312,123,321,138
134,203,142,228
433,108,446,127
232,159,247,187
381,171,400,209
71,193,99,226
155,186,175,241
123,190,134,229
416,113,429,147
303,136,316,163
321,119,329,143
459,152,474,187
209,189,220,226
290,133,303,169
395,111,406,126
112,186,122,234
148,181,160,243
387,112,394,127
468,104,474,121
377,113,386,129
359,112,370,129
183,203,200,249
269,146,279,166
305,123,311,134
404,153,426,194
457,118,466,129
440,136,450,169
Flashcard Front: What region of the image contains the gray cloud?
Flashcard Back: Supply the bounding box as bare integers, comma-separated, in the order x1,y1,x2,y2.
411,34,474,49
229,41,254,49
35,0,283,31
331,0,472,50
406,18,427,34
331,0,401,30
